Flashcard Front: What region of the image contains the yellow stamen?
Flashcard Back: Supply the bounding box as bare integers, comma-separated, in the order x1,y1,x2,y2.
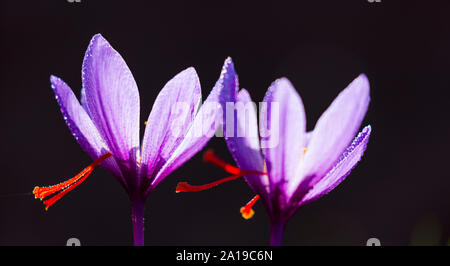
240,207,255,219
301,147,307,161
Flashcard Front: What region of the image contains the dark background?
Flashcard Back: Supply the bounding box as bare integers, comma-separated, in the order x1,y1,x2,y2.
1,0,449,246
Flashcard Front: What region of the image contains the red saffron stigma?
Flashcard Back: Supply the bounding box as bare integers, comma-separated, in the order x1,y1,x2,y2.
203,149,241,175
240,195,260,219
176,150,266,219
33,152,112,210
176,174,244,193
175,150,267,193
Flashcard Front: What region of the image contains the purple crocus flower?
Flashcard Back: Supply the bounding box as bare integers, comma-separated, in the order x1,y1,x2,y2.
33,34,233,246
177,59,371,246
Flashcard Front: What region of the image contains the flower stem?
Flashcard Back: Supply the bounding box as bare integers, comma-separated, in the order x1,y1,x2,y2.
130,198,145,246
269,220,285,246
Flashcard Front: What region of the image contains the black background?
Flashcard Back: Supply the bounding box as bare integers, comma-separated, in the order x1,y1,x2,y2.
1,0,449,245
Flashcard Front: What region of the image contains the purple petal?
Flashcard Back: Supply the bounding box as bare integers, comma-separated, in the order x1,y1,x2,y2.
141,67,201,179
225,89,269,198
50,75,125,183
290,74,370,195
81,34,140,166
148,57,237,191
300,125,371,205
260,78,307,196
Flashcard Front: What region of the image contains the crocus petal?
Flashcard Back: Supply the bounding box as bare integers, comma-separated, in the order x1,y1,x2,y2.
300,125,371,205
260,78,307,196
80,87,90,114
224,89,269,198
81,34,140,166
50,75,125,182
288,74,370,196
141,68,201,179
148,58,236,191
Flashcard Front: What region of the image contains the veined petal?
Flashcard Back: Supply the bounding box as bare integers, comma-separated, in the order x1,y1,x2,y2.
50,75,125,182
80,87,90,114
260,78,307,197
288,74,370,197
300,125,371,205
81,34,140,166
141,67,201,179
148,57,236,191
225,89,269,198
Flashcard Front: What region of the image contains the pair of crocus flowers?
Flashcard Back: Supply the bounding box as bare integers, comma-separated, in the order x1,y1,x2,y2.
33,34,371,246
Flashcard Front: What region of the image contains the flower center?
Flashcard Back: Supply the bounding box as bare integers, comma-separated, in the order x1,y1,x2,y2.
175,149,267,219
33,152,112,210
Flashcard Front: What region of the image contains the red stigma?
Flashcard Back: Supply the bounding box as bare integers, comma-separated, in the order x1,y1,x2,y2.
33,152,112,210
203,149,241,175
176,174,244,193
175,149,266,193
175,149,266,219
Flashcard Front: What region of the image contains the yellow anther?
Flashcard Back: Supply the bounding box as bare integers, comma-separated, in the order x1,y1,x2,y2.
301,147,307,161
240,206,255,220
